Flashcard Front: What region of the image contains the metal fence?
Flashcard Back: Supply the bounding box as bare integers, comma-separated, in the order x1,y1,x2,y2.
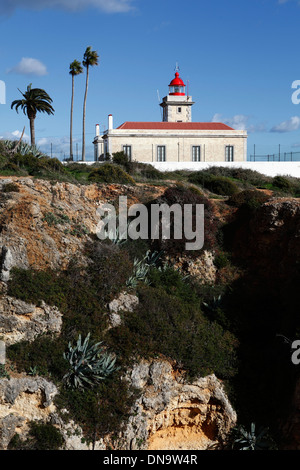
249,151,300,162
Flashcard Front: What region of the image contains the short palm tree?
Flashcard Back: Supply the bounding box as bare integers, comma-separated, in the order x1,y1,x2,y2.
11,84,54,147
82,46,99,161
69,60,83,161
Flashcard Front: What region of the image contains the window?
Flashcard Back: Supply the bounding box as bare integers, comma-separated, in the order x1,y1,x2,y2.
177,107,182,113
225,145,234,162
192,146,201,162
157,146,166,162
123,145,132,160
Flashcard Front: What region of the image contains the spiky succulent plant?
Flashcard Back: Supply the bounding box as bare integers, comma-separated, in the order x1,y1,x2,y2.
231,422,276,450
63,333,118,389
2,139,46,158
126,250,164,288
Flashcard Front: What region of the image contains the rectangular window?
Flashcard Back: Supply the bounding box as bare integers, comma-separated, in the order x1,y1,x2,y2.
157,146,166,162
192,146,201,162
123,145,132,160
177,107,182,113
225,145,234,162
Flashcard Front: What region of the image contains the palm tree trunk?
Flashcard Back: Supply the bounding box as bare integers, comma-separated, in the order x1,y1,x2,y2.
70,75,74,161
29,117,35,147
82,65,89,161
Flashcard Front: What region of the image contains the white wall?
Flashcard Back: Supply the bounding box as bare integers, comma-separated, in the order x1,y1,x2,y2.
68,160,300,178
150,161,300,178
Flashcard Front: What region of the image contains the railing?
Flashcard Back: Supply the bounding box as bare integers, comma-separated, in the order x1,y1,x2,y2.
249,152,300,162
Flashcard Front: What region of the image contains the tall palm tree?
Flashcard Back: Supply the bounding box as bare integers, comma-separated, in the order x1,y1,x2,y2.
11,84,54,147
69,60,83,161
82,46,99,161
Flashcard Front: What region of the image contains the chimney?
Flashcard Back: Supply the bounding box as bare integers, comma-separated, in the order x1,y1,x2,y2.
108,114,113,131
95,124,100,136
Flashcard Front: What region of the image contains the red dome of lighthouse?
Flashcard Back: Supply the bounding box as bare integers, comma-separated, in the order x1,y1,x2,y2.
169,72,186,96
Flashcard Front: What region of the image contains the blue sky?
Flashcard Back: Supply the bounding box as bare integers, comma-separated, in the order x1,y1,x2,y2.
0,0,300,160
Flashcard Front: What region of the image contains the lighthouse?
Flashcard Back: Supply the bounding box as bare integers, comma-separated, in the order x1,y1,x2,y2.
160,70,194,123
93,68,247,163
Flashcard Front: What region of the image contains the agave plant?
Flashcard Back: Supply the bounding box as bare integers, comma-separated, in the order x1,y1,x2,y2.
202,295,223,313
232,422,276,450
126,250,163,288
63,333,118,389
107,220,129,246
126,256,151,289
145,250,164,268
2,139,46,158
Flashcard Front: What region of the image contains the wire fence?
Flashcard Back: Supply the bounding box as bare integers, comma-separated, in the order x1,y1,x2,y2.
249,151,300,162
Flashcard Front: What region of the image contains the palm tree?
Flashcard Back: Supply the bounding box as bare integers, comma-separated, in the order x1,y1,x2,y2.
82,46,99,161
11,84,54,147
69,60,83,161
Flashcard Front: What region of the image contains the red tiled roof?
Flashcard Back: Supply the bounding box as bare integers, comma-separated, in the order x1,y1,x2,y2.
117,122,234,131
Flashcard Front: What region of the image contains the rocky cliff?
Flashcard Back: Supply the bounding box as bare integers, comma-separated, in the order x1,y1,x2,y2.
0,176,237,450
0,176,299,450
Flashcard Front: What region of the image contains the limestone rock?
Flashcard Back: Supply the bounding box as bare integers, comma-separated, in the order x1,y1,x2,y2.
0,246,13,282
0,377,58,449
0,296,62,345
166,250,217,284
108,291,139,328
122,359,237,450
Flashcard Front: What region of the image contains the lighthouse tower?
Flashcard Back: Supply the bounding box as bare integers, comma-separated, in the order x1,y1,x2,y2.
160,70,194,123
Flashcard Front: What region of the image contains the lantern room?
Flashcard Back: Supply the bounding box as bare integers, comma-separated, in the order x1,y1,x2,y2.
169,72,186,96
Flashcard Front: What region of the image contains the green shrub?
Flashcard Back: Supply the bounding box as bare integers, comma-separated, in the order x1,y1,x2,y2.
88,163,135,184
7,336,69,379
108,285,238,380
147,265,199,305
86,241,133,302
55,374,136,444
148,185,220,255
227,189,271,210
8,422,65,450
0,161,24,175
131,162,165,180
112,151,130,168
0,364,10,379
42,211,71,226
214,252,230,269
191,166,270,188
272,175,293,192
189,172,239,196
10,153,66,177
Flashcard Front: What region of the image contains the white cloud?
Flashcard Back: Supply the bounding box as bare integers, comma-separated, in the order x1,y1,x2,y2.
271,116,300,133
211,113,266,133
212,113,250,131
0,130,30,142
7,58,48,76
0,0,135,15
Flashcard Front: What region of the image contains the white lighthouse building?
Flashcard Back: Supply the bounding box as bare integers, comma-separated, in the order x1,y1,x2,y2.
93,70,247,163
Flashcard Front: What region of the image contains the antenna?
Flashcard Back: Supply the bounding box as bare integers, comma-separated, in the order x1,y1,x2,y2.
175,62,180,73
157,89,163,120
